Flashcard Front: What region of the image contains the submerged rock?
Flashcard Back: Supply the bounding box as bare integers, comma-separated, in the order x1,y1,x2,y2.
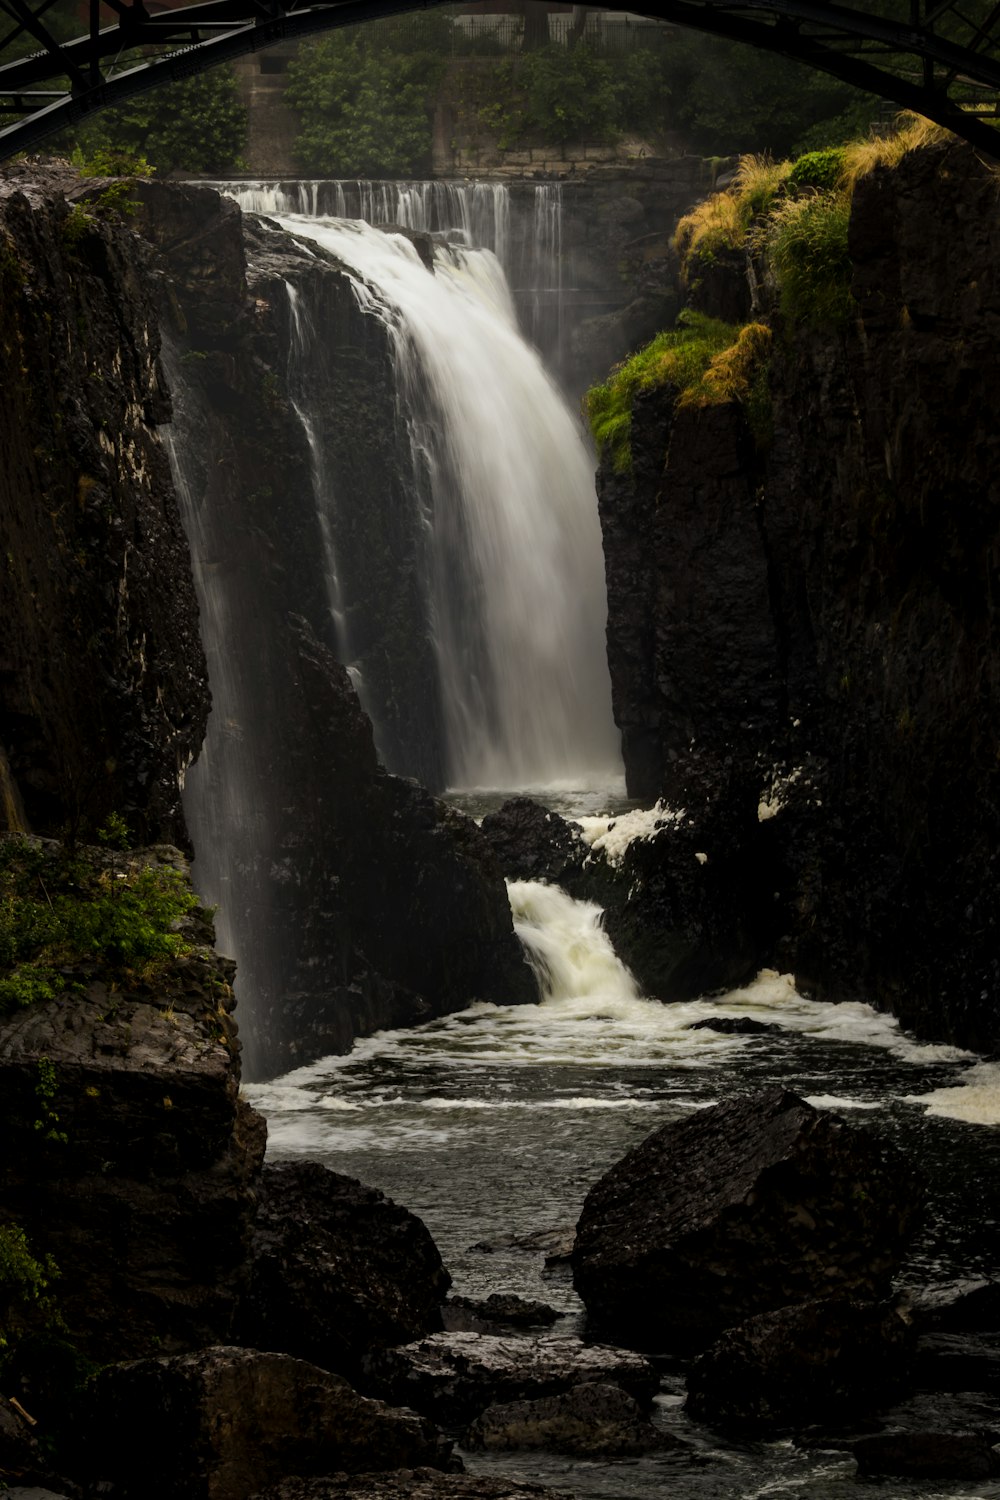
685,1297,913,1435
242,1161,450,1380
442,1295,559,1334
689,1016,782,1035
79,1346,453,1499
572,1089,924,1349
251,1471,569,1499
464,1382,674,1456
362,1332,658,1425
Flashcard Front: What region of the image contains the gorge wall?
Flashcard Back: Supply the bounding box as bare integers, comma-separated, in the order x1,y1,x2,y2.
598,139,1000,1054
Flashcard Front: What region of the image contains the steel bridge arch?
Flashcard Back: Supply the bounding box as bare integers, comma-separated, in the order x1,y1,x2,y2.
1,0,1000,163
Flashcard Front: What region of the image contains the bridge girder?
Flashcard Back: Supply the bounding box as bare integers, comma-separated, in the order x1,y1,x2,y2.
0,0,999,163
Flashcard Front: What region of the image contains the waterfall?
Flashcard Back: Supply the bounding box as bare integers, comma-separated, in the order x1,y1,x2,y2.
267,212,620,789
216,178,561,372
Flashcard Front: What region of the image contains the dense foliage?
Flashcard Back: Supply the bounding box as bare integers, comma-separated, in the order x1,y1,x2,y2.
287,15,451,176
0,832,200,1014
60,65,247,175
499,43,666,145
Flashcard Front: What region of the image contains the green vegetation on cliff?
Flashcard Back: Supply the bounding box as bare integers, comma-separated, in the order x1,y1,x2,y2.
585,311,773,472
589,120,963,471
0,834,200,1014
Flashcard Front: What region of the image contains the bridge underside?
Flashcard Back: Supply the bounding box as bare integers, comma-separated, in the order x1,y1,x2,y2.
1,0,999,163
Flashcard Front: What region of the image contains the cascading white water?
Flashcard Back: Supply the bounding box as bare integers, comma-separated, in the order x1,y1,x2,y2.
264,211,621,789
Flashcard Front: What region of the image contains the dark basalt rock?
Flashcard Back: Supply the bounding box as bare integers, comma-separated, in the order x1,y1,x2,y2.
0,170,208,847
685,1297,913,1436
362,1333,658,1426
689,1016,782,1035
479,798,591,891
78,1346,454,1500
912,1333,1000,1394
442,1295,560,1334
241,1161,450,1381
596,139,1000,1055
465,1382,675,1457
250,1471,569,1500
852,1431,1000,1481
572,1089,924,1350
0,862,266,1364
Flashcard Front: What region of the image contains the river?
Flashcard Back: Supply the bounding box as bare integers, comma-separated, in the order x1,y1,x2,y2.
245,784,1000,1500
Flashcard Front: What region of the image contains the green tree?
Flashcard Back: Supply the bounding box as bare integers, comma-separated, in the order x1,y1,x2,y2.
286,18,450,178
63,64,247,175
660,28,877,158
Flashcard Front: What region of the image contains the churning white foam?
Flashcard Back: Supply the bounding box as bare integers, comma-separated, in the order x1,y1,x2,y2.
904,1061,1000,1125
576,800,686,867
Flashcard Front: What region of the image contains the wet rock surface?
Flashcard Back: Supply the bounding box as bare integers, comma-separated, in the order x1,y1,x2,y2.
242,1160,450,1380
572,1089,924,1349
363,1333,659,1425
0,169,208,846
465,1382,673,1456
685,1297,913,1435
442,1295,560,1334
250,1471,570,1500
478,799,591,892
78,1346,454,1500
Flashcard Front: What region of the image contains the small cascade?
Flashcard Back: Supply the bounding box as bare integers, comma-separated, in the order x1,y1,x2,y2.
269,213,620,788
507,878,639,1008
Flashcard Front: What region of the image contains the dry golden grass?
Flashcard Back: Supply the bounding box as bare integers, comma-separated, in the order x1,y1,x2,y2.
839,114,954,192
679,322,773,409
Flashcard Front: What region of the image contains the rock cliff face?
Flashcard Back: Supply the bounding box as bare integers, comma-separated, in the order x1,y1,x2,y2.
597,139,1000,1052
0,843,266,1365
0,166,209,848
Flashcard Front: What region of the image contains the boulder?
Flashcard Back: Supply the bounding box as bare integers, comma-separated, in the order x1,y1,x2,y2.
78,1346,453,1500
441,1295,559,1334
478,799,591,890
362,1333,658,1425
464,1382,674,1456
241,1161,450,1379
250,1472,569,1500
685,1297,913,1436
853,1431,1000,1480
572,1089,924,1348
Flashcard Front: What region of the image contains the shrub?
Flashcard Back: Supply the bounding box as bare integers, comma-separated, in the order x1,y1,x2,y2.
0,1223,61,1363
787,147,847,193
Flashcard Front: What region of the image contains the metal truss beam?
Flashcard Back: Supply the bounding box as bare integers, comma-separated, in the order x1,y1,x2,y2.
0,0,999,162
